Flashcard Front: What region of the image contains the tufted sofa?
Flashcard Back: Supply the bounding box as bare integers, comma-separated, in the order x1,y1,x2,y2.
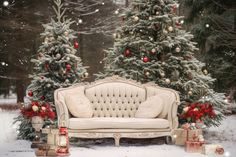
54,76,180,146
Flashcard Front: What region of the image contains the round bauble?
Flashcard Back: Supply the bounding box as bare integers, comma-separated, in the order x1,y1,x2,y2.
168,26,174,32
84,72,89,78
40,96,45,100
142,56,149,63
56,53,61,60
165,78,171,84
115,10,119,14
149,17,152,20
145,71,150,76
203,69,208,75
188,91,193,95
124,49,131,57
66,64,72,71
133,16,139,22
175,47,181,53
151,48,156,53
28,90,33,97
74,41,79,49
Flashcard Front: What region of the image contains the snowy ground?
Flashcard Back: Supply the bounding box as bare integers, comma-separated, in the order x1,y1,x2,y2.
0,110,235,157
0,93,17,105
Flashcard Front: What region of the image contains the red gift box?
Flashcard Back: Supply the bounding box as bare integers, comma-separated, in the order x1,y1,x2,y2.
185,141,205,153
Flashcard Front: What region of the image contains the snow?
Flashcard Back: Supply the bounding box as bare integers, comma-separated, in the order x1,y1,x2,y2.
0,110,235,157
0,93,17,105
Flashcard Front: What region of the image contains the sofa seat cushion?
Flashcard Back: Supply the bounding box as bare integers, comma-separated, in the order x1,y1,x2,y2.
68,118,170,130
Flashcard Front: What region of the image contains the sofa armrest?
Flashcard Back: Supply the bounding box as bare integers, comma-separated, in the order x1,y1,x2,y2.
167,93,180,130
54,89,70,128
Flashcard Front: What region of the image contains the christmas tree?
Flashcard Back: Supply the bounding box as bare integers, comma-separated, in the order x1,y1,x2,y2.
96,0,226,127
180,0,236,100
15,0,88,140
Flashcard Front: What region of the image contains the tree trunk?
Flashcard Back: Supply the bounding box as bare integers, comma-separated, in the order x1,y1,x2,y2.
16,79,25,103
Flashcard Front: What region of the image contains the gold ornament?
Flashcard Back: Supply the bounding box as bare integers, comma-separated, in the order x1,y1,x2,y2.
165,78,170,84
168,26,174,32
175,47,181,52
145,71,150,76
203,69,208,75
84,72,89,78
133,16,139,22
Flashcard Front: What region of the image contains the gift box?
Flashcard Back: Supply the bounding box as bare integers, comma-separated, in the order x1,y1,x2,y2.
202,144,224,155
173,129,203,145
185,141,205,153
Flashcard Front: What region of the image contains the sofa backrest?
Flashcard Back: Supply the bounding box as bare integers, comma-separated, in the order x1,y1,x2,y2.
85,81,146,118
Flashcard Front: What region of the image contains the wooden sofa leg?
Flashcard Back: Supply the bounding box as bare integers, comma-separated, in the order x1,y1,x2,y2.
113,133,121,146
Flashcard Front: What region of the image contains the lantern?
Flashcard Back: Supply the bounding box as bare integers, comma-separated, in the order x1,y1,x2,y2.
57,126,70,156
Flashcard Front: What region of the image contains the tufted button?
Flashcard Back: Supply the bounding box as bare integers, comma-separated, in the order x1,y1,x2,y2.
101,95,103,97
110,100,112,103
134,101,136,104
116,101,118,103
101,108,103,111
95,94,96,96
98,101,100,103
91,101,94,103
122,102,124,104
136,95,138,97
104,101,106,103
125,95,127,97
139,101,141,104
95,108,97,110
113,94,115,97
119,108,121,110
128,101,130,104
136,107,138,110
124,108,127,111
107,108,109,110
131,108,133,111
131,95,133,98
113,108,115,111
107,94,109,96
119,95,121,97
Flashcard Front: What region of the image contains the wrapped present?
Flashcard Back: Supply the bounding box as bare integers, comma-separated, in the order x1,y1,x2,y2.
173,129,187,145
185,141,205,153
173,128,203,145
202,144,224,155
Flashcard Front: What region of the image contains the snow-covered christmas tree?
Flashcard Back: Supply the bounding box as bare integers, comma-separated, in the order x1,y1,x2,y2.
97,0,226,127
16,0,88,140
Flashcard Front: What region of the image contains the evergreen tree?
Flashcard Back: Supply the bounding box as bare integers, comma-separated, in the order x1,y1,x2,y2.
97,0,226,127
15,0,88,140
180,0,236,99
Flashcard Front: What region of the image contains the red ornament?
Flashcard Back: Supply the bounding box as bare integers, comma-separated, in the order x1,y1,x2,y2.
74,41,79,49
40,96,45,100
28,90,33,97
124,49,131,57
66,64,71,71
142,56,149,63
175,21,181,28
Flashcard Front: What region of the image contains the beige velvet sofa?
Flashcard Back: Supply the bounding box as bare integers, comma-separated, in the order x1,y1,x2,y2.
54,76,180,146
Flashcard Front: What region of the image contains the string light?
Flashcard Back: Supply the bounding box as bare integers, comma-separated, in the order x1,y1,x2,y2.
3,1,9,7
224,151,230,157
205,24,210,28
95,9,99,12
78,19,83,24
